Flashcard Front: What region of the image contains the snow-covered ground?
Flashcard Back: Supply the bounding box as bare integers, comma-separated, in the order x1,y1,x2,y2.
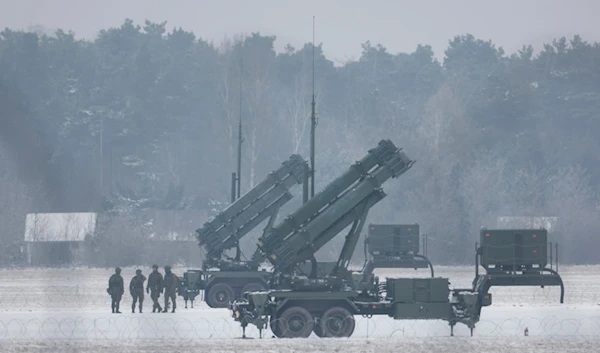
0,265,598,352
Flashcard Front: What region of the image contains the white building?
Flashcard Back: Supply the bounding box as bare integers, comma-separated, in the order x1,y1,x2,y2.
24,212,97,266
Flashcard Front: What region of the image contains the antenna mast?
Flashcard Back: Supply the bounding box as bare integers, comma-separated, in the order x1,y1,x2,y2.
237,56,244,199
310,16,317,198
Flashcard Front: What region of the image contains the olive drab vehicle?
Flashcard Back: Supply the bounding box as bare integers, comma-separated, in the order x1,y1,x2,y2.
180,154,308,308
228,139,565,339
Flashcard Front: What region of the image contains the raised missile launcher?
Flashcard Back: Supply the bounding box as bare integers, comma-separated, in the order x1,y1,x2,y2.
182,154,307,308
229,141,564,339
257,139,413,283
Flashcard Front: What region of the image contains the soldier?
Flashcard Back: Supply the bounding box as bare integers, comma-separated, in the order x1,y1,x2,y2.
129,269,146,313
146,264,163,313
162,265,179,313
107,267,124,313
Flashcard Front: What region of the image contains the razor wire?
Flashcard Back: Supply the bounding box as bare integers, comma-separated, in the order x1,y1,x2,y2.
0,315,599,342
1,284,598,309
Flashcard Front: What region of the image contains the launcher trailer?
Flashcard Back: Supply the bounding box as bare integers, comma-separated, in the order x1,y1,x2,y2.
229,140,565,338
182,154,307,308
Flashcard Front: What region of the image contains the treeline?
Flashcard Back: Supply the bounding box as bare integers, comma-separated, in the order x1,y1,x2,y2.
1,19,599,265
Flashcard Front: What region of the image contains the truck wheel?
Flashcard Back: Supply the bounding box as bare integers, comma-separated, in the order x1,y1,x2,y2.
206,283,234,308
278,306,314,338
240,282,266,296
321,306,355,337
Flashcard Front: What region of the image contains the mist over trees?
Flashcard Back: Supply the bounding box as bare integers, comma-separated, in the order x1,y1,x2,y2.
1,19,599,266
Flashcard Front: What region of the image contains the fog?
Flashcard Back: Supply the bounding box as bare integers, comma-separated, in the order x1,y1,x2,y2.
2,0,599,63
0,1,599,268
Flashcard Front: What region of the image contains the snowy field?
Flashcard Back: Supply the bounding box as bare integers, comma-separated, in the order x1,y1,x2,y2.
0,265,599,352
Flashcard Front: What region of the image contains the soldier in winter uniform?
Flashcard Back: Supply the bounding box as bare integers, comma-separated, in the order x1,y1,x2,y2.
129,269,146,313
107,267,124,313
146,264,163,313
162,265,179,313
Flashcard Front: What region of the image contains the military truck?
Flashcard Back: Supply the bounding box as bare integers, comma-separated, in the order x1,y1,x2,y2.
229,139,565,338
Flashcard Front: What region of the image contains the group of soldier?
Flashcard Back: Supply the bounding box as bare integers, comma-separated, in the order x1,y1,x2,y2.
107,264,180,313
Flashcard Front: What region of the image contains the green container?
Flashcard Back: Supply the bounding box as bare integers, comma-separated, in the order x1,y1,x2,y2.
388,278,414,303
428,278,450,302
368,224,420,255
387,277,449,303
480,229,548,268
392,302,453,320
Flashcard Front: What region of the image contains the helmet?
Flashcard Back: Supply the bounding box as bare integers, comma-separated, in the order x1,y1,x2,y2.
152,264,158,269
115,267,121,273
136,269,142,275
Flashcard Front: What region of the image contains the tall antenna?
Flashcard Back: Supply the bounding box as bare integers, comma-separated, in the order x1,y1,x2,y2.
237,56,244,199
310,16,317,198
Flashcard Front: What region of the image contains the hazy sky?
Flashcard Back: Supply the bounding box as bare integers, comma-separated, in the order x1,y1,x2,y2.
1,0,598,64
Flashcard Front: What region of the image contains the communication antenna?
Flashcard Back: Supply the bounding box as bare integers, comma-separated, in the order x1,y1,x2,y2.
310,16,317,198
237,56,244,199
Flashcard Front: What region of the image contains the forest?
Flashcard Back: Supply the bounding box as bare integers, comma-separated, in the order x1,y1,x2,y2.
0,19,599,266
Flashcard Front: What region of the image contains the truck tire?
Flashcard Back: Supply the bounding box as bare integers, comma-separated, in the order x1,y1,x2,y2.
321,306,355,337
240,282,266,296
206,282,235,308
278,306,314,338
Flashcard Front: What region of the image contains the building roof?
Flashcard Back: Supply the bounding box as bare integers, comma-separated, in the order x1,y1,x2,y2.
496,216,558,232
24,212,97,242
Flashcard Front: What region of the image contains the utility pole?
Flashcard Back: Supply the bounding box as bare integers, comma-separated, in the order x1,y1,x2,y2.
310,16,317,198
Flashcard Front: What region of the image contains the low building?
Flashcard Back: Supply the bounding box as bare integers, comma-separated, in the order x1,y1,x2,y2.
24,212,97,266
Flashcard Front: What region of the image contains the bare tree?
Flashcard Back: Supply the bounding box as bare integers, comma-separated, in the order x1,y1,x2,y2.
505,163,549,215
544,164,597,262
215,35,244,168
0,142,47,266
276,72,326,155
237,35,279,187
25,213,51,242
460,149,510,241
417,83,471,162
